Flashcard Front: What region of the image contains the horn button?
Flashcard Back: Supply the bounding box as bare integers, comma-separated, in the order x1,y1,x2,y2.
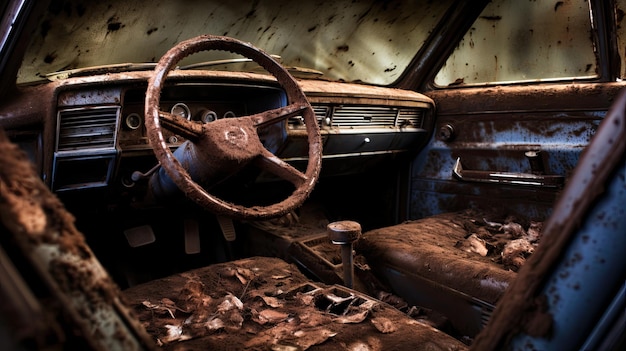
199,118,264,162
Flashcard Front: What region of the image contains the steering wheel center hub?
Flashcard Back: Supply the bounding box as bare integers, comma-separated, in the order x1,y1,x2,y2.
225,126,248,145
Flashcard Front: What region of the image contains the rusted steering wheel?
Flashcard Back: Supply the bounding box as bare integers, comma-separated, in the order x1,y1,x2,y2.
144,35,322,219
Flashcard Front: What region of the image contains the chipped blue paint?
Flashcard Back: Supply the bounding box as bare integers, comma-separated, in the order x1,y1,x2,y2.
510,150,626,350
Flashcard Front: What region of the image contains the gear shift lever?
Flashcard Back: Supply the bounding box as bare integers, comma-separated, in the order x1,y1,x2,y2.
327,221,362,288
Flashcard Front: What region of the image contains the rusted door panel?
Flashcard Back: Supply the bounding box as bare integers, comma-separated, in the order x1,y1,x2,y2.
409,83,626,220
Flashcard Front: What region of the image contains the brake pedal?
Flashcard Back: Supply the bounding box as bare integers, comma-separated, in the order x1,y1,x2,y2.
217,216,237,242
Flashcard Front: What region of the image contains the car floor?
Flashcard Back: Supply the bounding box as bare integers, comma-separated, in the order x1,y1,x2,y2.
122,256,468,351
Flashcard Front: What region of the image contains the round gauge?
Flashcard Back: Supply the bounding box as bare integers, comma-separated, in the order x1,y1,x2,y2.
125,113,142,130
224,111,236,118
200,110,218,124
171,103,191,120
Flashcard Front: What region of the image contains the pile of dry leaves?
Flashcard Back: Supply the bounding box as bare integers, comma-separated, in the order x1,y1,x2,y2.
454,215,543,271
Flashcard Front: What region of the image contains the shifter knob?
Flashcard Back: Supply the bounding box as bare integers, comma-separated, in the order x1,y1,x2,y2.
327,221,362,288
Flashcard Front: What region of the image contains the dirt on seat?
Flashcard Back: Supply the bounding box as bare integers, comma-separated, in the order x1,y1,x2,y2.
123,257,468,350
356,210,543,306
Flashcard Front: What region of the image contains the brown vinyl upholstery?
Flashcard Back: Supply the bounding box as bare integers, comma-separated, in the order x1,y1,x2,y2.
356,211,521,337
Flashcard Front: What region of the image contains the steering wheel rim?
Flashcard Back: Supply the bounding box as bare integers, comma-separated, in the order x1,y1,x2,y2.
145,35,322,219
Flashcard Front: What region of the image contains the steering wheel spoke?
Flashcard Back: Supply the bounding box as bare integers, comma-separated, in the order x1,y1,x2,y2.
248,102,310,128
158,110,203,142
255,149,308,187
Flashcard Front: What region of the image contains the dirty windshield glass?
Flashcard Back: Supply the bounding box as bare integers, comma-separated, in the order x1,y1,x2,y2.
18,0,453,85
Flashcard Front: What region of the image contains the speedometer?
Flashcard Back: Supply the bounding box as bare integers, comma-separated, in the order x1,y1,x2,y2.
170,103,191,120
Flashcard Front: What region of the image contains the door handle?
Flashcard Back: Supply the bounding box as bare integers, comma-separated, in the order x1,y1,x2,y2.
452,158,564,187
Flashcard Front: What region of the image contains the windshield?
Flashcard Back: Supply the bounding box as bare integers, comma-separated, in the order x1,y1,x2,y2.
18,0,452,85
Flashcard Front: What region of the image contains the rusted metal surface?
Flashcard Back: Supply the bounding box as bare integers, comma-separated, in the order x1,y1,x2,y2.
0,129,156,350
409,83,625,220
0,66,435,201
471,88,626,351
144,35,321,219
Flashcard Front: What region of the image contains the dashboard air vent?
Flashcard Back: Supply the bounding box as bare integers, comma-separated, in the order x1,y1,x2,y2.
57,106,120,151
313,105,330,124
288,105,425,129
288,105,328,126
397,108,424,128
332,106,397,127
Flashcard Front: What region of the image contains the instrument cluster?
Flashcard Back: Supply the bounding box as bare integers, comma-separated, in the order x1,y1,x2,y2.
119,100,248,149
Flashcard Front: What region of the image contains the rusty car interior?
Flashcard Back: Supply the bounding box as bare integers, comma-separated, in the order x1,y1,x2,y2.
1,0,625,350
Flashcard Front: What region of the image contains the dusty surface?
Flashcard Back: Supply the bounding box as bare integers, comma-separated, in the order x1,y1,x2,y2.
0,129,155,349
470,86,626,350
144,35,322,220
123,256,468,350
357,210,543,305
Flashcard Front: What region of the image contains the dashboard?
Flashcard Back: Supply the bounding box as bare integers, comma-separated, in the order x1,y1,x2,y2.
3,71,435,201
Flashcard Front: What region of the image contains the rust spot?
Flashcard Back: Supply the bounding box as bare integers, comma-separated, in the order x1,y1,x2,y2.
108,22,122,31
147,27,158,35
44,52,57,64
449,78,464,86
307,25,318,32
384,65,396,73
337,45,349,52
554,1,564,12
107,16,123,32
480,16,502,21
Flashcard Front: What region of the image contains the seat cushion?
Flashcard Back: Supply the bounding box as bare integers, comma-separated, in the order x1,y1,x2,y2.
356,211,534,337
123,257,467,350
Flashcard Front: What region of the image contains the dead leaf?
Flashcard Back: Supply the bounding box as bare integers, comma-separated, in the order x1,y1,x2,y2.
217,293,243,313
292,328,337,349
371,317,396,333
251,292,284,308
271,345,299,351
262,295,284,308
254,309,289,324
205,317,225,331
467,234,488,256
161,324,191,344
334,300,377,324
236,268,254,284
141,300,175,319
334,309,369,324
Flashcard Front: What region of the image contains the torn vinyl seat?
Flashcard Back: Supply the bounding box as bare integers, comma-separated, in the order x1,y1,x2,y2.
122,256,468,350
355,211,530,338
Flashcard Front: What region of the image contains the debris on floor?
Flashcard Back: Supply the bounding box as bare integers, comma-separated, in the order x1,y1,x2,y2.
123,257,468,350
